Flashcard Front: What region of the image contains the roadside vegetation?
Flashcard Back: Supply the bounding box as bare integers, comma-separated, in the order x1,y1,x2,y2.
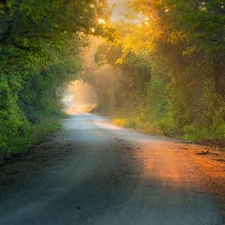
0,0,113,163
1,0,225,163
82,0,225,144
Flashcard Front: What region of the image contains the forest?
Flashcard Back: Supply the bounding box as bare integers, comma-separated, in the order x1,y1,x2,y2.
0,0,113,162
1,0,225,162
83,0,225,142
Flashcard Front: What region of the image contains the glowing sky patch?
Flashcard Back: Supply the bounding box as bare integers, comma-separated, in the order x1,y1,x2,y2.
107,0,127,21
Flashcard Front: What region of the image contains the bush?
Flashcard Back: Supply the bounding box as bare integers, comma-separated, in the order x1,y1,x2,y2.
0,113,63,164
30,118,62,144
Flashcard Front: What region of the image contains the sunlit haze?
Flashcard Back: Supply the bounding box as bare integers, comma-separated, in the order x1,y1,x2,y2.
62,81,96,115
107,0,141,23
107,0,128,21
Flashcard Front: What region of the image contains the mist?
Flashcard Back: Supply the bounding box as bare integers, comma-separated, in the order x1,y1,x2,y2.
62,80,97,115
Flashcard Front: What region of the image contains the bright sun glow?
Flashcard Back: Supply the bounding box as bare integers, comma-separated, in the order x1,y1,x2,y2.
107,0,127,21
90,28,95,33
98,18,106,24
107,0,142,23
62,81,96,115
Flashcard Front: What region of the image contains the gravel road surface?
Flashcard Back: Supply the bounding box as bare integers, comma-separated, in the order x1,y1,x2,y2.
0,113,224,225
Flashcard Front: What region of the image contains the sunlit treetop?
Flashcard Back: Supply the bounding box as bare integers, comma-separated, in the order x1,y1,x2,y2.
115,0,225,59
0,0,116,45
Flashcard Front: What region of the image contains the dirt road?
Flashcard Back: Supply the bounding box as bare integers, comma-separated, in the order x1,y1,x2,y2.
0,113,225,225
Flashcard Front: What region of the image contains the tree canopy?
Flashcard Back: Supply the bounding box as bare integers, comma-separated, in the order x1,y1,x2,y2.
82,0,225,141
2,0,225,162
0,0,114,161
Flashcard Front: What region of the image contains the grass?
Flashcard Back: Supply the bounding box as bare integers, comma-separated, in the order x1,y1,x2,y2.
30,118,62,145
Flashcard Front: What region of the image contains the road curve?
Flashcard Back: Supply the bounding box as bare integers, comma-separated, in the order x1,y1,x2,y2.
0,113,223,225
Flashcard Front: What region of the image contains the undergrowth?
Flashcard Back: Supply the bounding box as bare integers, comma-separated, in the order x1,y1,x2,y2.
0,116,64,164
110,110,225,143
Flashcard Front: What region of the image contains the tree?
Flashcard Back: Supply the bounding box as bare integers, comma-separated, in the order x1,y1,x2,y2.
124,0,225,139
0,0,114,161
86,0,225,140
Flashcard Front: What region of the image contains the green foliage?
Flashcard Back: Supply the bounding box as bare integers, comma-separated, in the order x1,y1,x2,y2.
0,0,113,162
0,98,33,161
84,1,225,142
83,38,151,118
145,61,168,123
30,118,62,144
